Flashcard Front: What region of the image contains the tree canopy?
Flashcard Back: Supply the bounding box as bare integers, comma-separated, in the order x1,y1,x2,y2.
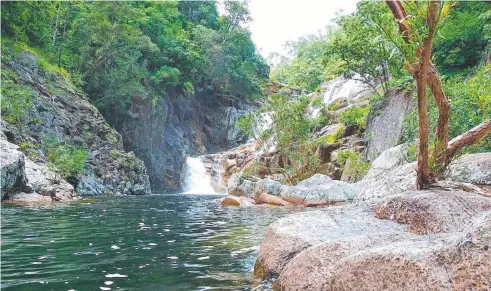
1,1,268,123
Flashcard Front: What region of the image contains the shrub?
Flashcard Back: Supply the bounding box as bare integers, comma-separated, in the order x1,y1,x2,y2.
242,161,261,176
327,98,348,111
1,73,36,129
313,125,344,147
311,106,336,131
402,64,491,154
338,106,370,129
311,94,323,107
336,149,370,181
42,135,88,179
19,141,39,160
237,113,257,140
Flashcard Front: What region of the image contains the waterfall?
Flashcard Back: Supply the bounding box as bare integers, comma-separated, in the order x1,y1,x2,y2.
183,157,216,194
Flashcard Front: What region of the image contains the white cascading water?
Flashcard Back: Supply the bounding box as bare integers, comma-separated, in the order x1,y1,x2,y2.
183,157,216,194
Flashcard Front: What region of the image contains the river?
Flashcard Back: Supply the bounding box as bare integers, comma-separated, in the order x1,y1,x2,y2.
1,194,307,290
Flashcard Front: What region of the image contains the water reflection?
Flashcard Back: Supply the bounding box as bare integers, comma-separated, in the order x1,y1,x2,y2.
1,194,308,290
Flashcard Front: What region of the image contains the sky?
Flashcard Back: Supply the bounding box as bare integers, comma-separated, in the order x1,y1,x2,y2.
246,0,360,58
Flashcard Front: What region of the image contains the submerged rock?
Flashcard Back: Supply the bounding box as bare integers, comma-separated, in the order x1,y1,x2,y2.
219,195,256,207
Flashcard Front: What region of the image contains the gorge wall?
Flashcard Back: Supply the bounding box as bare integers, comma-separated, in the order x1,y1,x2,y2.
2,47,259,195
117,94,258,192
1,51,151,199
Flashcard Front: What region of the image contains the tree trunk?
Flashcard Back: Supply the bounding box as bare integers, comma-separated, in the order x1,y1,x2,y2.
415,74,431,189
445,119,491,163
427,66,450,162
385,0,491,188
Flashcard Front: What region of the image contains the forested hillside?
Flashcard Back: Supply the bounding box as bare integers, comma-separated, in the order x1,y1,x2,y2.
270,1,491,91
268,0,491,153
1,1,268,191
232,0,491,188
2,1,267,125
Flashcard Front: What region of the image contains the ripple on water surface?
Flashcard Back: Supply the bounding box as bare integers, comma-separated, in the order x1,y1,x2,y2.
1,194,309,290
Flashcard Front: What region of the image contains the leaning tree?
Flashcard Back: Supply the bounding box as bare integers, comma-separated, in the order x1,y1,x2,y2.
385,0,491,189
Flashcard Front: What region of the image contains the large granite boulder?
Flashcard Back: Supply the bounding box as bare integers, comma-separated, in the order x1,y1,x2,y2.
253,178,283,196
256,190,491,290
375,190,491,234
364,143,409,180
1,138,77,202
254,203,406,279
0,138,26,196
446,152,491,185
356,162,417,201
296,174,333,187
229,179,256,198
24,159,77,201
326,211,491,291
320,76,372,105
279,180,357,206
250,174,355,206
365,89,414,161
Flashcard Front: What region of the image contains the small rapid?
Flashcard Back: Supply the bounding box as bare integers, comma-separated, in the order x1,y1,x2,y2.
183,157,216,194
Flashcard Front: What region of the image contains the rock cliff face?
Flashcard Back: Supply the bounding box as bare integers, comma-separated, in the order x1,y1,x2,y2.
117,94,257,192
1,51,151,198
365,89,415,161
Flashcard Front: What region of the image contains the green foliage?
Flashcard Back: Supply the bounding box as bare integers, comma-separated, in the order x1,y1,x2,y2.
405,143,417,163
338,106,370,129
269,31,343,92
245,94,322,184
104,133,120,144
19,141,36,152
264,95,312,151
237,113,258,140
243,161,261,177
311,95,323,107
402,65,491,153
313,125,344,147
42,136,88,179
1,71,36,129
311,110,334,131
433,2,491,72
336,149,370,180
19,141,39,160
1,1,267,126
387,74,414,91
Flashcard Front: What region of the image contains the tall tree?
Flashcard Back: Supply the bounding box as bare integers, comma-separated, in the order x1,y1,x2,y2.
386,0,491,189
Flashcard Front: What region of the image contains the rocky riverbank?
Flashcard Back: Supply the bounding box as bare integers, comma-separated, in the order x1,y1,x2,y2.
200,77,415,193
247,150,491,290
1,50,150,202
